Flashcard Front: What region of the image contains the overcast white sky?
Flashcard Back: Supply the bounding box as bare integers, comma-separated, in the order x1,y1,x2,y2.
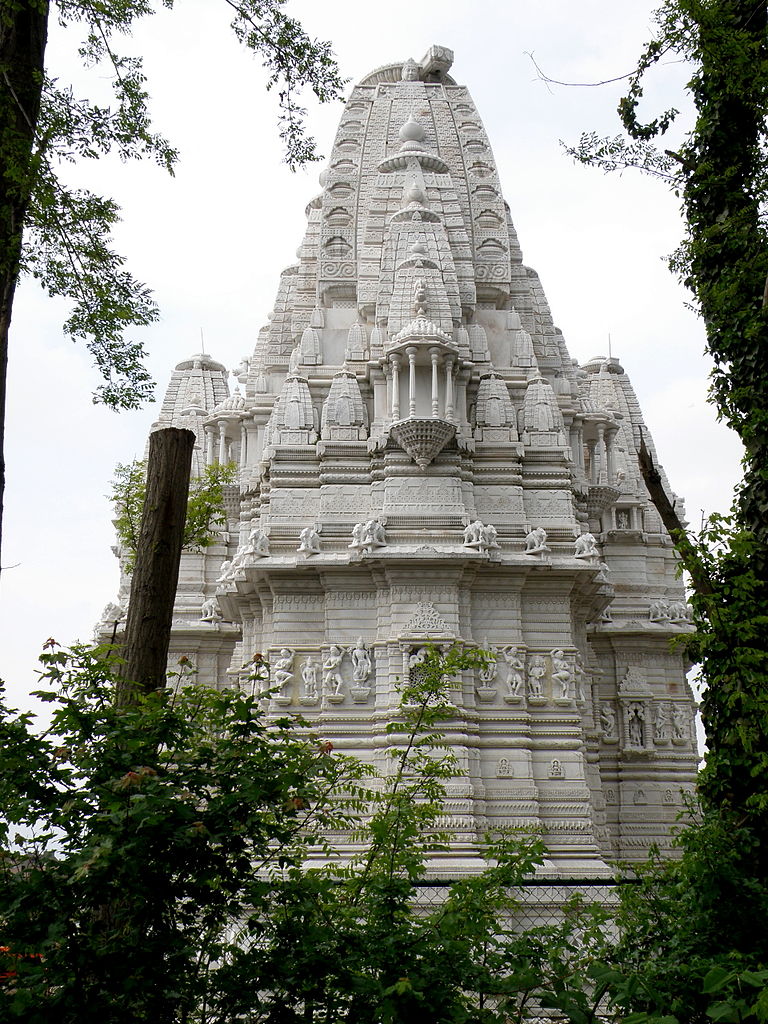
0,0,744,712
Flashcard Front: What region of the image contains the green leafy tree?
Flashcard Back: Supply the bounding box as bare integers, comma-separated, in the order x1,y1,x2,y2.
186,646,616,1024
555,4,768,1020
0,642,617,1023
0,0,346,571
566,0,768,832
110,458,237,571
0,643,371,1022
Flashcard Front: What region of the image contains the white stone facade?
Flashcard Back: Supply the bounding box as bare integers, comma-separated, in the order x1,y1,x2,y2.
109,47,699,875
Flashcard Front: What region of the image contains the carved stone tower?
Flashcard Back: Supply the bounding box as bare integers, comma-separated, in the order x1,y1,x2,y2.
107,47,699,875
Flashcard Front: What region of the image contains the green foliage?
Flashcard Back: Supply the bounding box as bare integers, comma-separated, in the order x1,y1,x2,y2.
605,809,768,1024
111,459,237,570
0,642,370,1022
3,0,345,410
561,8,768,1023
0,642,618,1023
568,0,768,838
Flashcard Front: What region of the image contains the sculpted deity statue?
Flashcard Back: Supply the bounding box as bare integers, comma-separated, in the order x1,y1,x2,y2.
573,653,588,702
272,648,295,695
502,647,525,697
527,654,547,698
301,657,319,700
627,705,645,747
600,702,617,739
323,645,345,696
401,58,420,81
672,705,689,741
351,638,373,683
478,650,497,686
654,702,671,742
550,649,573,699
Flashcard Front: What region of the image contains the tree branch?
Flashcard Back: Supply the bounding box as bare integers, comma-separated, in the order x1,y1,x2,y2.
637,427,714,598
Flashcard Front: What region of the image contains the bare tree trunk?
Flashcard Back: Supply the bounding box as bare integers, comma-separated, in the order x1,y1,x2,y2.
117,427,195,705
0,1,50,574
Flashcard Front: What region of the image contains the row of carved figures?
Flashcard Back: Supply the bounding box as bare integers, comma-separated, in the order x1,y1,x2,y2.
260,640,375,705
649,599,693,623
599,699,692,746
472,646,590,703
214,521,604,578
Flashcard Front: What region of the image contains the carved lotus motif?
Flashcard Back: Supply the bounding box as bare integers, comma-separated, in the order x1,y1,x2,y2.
389,417,456,469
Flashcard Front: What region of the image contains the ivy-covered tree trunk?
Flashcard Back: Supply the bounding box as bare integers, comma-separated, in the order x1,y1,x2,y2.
0,0,49,574
674,0,768,829
117,427,195,705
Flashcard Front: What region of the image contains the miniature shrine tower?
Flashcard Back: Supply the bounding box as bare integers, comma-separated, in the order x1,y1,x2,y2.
105,47,699,875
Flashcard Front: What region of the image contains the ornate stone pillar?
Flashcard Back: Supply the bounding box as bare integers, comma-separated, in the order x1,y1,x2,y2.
587,440,597,484
606,427,617,484
391,354,401,420
218,422,227,464
445,357,454,421
430,347,440,417
407,346,417,418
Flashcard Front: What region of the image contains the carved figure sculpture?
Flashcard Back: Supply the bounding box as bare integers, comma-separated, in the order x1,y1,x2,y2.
574,654,588,702
350,519,387,554
654,702,671,742
464,520,500,553
527,654,546,698
649,599,670,622
244,525,270,558
349,522,367,550
301,657,319,700
463,520,483,547
479,651,497,686
216,560,233,582
480,523,500,551
524,526,549,554
574,532,599,559
323,645,345,696
272,648,295,695
298,525,321,554
550,649,573,699
351,638,373,683
669,600,690,623
672,705,689,741
502,647,525,696
600,702,617,739
201,596,223,622
100,601,125,625
628,704,645,747
366,518,387,548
